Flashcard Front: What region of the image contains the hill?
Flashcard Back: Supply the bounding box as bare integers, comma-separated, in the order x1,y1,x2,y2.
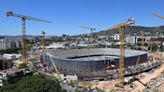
93,25,164,36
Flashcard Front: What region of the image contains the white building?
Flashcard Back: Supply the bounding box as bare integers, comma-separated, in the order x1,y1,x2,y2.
112,34,120,41
126,36,139,44
0,37,22,50
46,42,65,49
3,54,21,59
0,37,7,50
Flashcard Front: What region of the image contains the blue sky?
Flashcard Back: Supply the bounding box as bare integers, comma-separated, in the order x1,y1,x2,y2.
0,0,163,36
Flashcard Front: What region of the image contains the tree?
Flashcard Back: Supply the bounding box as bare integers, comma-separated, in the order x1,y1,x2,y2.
0,74,66,92
19,63,29,70
0,48,22,55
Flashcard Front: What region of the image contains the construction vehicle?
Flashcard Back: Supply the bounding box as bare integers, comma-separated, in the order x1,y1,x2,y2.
6,11,51,64
80,26,96,80
152,12,164,19
107,18,135,88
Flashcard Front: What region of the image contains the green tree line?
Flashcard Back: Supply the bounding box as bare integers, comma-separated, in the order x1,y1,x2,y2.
0,74,67,92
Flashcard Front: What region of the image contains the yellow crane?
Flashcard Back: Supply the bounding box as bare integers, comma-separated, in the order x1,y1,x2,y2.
80,26,96,46
107,18,135,88
134,56,140,75
80,26,96,48
141,31,145,50
42,31,46,52
49,55,62,81
152,12,163,58
40,31,46,63
41,32,62,81
152,12,164,19
80,26,96,80
6,11,51,64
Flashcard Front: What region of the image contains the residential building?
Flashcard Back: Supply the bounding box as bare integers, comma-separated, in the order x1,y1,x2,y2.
0,36,22,50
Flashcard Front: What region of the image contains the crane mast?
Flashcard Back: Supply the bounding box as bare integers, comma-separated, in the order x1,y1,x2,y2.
80,26,96,46
22,17,27,63
141,31,145,50
107,18,135,88
152,12,163,53
80,26,96,80
6,11,51,64
42,31,46,52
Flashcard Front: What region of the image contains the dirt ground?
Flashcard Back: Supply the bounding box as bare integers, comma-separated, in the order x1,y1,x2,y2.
158,80,164,92
93,57,164,92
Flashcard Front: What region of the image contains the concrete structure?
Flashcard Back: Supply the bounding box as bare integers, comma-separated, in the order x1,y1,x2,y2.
126,36,139,44
0,58,13,70
3,54,21,59
0,69,33,87
0,36,35,50
0,36,22,50
125,35,163,46
45,48,148,80
46,42,65,49
0,72,7,87
97,36,108,41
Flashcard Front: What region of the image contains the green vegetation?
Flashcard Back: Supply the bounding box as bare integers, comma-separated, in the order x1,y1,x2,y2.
0,74,66,92
19,63,29,70
75,88,88,92
142,88,160,92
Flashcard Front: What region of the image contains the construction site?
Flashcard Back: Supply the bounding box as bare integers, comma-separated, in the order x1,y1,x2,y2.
42,15,164,92
0,3,164,92
45,48,148,80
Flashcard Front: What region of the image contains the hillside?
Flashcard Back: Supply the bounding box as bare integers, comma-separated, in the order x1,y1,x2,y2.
93,25,164,36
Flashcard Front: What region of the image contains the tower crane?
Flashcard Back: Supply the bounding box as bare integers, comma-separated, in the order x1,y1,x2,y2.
6,11,51,64
80,26,96,50
42,31,46,52
106,18,135,88
81,26,96,31
80,26,96,80
152,12,164,19
41,32,61,81
141,31,145,50
40,31,46,63
80,26,96,46
152,12,163,59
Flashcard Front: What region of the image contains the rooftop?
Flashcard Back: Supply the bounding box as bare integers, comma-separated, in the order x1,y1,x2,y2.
47,48,147,61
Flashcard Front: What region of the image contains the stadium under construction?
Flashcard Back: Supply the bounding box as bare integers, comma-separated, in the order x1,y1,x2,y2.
44,48,155,80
